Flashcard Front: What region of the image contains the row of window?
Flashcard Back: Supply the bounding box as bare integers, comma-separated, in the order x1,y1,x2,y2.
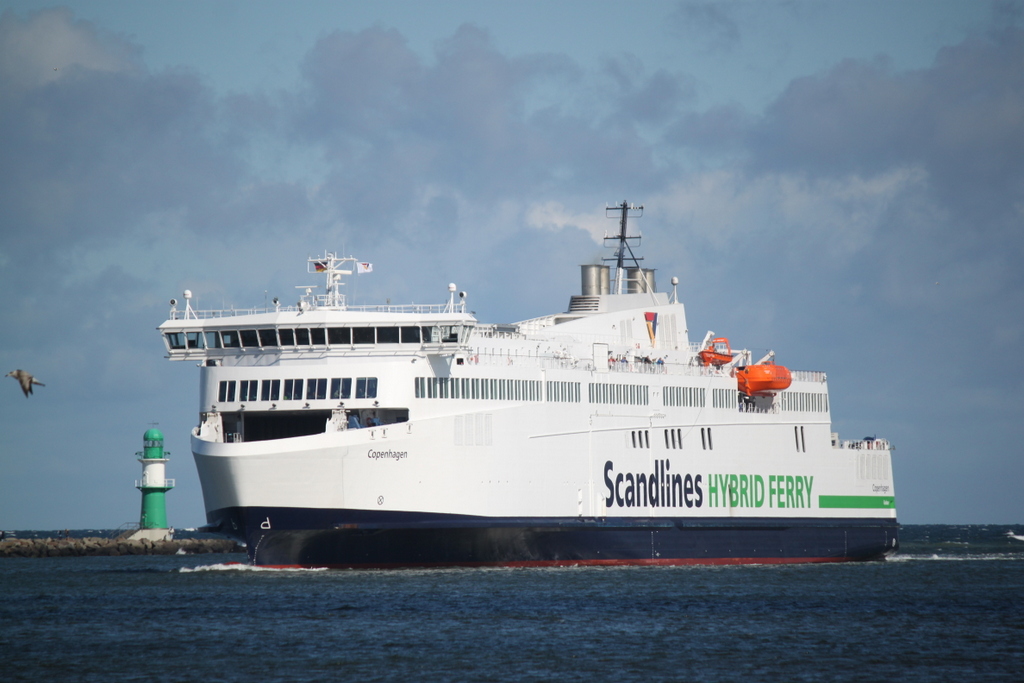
167,325,462,351
589,382,650,406
415,377,544,401
663,386,706,408
217,377,378,403
779,392,829,413
415,377,652,406
631,430,651,448
712,388,737,410
547,381,581,403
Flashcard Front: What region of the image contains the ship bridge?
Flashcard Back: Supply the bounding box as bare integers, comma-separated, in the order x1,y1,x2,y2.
160,253,475,362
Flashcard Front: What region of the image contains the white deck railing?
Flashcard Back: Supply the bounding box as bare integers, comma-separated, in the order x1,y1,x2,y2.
835,439,893,451
168,301,459,321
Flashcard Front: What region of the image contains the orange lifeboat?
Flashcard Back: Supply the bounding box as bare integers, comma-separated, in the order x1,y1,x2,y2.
736,363,792,396
698,337,733,366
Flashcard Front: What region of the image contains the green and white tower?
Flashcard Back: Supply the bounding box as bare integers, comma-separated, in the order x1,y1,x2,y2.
130,427,175,542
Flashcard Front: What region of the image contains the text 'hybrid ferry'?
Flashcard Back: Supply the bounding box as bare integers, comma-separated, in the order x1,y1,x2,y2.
159,202,898,567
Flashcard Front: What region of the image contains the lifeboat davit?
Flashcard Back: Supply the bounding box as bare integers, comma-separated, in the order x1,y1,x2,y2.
698,337,734,366
736,363,792,396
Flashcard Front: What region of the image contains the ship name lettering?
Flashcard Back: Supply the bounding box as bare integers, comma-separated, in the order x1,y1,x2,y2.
367,449,408,461
603,460,703,509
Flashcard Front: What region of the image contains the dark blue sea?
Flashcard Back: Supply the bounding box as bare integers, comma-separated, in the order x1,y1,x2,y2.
2,525,1022,682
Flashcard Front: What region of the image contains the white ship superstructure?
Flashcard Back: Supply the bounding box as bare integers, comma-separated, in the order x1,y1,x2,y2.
160,203,897,567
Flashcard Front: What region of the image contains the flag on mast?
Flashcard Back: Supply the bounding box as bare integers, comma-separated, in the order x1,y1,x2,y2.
357,262,373,274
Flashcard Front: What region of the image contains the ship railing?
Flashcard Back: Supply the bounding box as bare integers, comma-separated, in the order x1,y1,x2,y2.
836,439,893,451
168,302,454,320
464,346,825,382
737,402,780,415
473,324,528,341
460,344,827,382
467,350,596,372
607,359,668,374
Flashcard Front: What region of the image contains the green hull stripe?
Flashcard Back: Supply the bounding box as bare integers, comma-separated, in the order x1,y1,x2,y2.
818,495,896,509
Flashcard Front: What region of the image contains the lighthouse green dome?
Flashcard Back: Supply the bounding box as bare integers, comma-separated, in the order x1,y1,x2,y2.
142,428,166,460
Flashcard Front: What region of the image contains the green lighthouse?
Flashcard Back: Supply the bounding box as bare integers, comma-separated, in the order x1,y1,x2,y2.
132,427,175,541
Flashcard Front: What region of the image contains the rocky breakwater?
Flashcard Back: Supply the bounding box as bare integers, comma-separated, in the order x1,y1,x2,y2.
0,537,242,558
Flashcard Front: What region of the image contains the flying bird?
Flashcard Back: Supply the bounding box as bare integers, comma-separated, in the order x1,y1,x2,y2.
6,370,44,397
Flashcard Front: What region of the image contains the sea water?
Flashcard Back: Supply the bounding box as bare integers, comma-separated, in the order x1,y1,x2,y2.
1,525,1022,682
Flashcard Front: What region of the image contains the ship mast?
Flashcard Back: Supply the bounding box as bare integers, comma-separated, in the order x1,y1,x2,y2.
605,201,644,294
307,252,356,310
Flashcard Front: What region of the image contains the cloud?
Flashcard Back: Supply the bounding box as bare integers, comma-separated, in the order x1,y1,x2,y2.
290,22,680,239
601,54,696,126
750,27,1024,229
654,166,930,258
656,22,1024,352
667,1,742,53
0,15,234,258
0,7,141,89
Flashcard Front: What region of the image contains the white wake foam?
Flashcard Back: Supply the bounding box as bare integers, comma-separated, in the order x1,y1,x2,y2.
179,562,327,573
888,553,1017,562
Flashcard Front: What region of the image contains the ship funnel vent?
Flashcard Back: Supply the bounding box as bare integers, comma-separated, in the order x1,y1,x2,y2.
626,268,657,294
581,265,610,296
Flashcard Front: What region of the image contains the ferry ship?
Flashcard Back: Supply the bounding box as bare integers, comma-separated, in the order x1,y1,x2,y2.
159,202,898,567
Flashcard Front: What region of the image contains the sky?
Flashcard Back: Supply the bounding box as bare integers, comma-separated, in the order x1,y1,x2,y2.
1,0,1022,529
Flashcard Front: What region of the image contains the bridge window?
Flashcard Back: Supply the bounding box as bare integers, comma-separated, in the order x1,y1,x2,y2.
353,327,375,344
221,331,241,348
278,329,295,346
295,328,310,345
328,327,351,345
258,329,278,347
165,332,186,350
205,331,222,349
377,327,399,344
424,326,460,343
401,327,421,343
310,328,326,345
240,330,259,348
186,331,204,349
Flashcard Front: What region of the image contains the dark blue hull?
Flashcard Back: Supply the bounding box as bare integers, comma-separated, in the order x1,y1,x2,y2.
207,507,899,567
